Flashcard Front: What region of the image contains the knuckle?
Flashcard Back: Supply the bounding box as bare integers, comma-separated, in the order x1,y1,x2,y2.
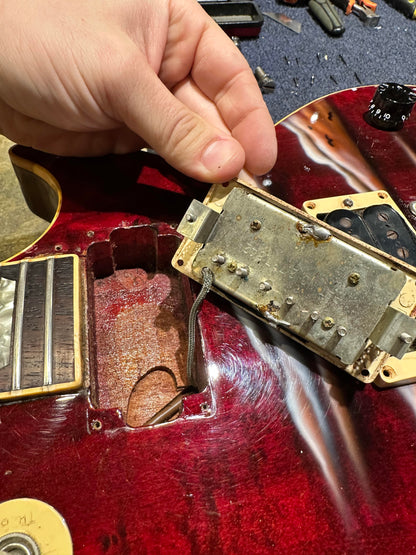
163,107,204,155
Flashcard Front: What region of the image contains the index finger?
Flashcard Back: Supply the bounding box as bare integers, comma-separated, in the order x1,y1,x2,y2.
191,20,277,175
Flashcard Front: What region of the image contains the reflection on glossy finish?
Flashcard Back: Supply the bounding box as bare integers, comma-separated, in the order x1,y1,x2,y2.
282,100,384,193
235,306,374,528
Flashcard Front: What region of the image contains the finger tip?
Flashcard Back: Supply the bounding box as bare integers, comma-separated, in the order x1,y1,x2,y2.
245,136,278,177
231,112,277,177
199,137,245,182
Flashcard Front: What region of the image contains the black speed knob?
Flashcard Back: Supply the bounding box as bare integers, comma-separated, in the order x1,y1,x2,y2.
366,83,416,131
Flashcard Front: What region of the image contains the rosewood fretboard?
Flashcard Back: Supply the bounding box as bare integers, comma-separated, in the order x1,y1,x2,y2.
0,255,82,401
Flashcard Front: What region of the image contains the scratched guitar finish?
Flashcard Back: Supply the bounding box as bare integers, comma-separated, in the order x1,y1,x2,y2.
1,86,416,554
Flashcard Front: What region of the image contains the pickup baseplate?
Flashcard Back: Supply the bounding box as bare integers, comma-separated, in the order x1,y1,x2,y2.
172,180,416,387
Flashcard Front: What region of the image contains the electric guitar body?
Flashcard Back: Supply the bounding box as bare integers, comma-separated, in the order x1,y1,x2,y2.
1,86,416,554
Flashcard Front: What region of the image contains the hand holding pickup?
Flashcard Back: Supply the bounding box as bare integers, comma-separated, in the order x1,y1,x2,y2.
0,0,277,182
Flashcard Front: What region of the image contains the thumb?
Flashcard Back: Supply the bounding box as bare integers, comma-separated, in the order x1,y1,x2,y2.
113,63,245,182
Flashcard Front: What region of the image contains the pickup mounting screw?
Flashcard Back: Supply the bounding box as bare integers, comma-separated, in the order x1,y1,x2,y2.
348,272,360,285
91,419,102,431
250,219,262,231
254,66,276,94
409,201,416,216
343,198,354,207
322,317,335,329
285,296,295,306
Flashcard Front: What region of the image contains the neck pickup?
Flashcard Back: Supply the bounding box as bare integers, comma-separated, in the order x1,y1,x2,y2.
0,255,82,402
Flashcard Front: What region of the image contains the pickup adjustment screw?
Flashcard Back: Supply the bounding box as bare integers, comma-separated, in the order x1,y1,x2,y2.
250,219,262,231
310,311,319,321
285,296,295,306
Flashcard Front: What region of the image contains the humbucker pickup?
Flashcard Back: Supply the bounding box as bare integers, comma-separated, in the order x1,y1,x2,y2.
0,254,82,401
172,179,416,387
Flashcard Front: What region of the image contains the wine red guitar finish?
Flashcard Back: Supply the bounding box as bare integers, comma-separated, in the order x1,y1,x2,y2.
1,86,416,554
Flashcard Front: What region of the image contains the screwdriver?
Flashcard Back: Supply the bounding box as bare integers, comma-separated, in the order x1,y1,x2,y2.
388,0,416,18
308,0,345,35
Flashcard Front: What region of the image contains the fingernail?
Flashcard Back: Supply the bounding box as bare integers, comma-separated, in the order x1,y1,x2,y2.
201,138,242,174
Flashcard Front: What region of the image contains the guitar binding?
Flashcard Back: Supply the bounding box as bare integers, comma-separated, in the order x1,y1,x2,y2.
0,254,82,401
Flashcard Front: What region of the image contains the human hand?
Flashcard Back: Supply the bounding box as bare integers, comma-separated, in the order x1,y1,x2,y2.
0,0,276,182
